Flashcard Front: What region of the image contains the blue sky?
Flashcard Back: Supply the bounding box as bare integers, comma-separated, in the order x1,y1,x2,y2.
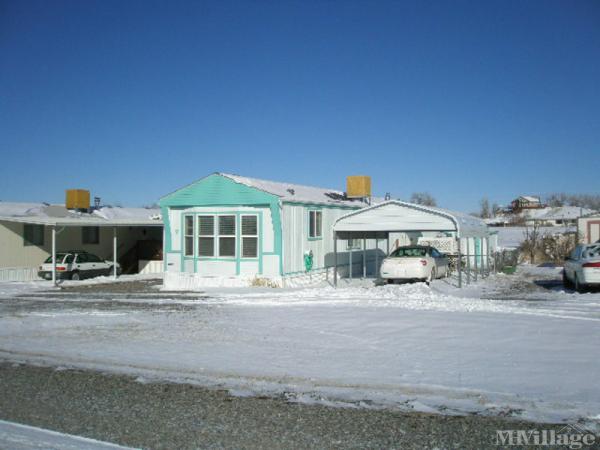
1,0,598,212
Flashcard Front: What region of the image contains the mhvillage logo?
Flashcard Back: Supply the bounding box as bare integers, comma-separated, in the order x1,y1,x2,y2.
495,424,597,449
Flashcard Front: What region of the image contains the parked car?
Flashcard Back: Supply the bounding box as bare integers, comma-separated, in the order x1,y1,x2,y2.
38,251,121,281
563,243,600,292
380,245,449,284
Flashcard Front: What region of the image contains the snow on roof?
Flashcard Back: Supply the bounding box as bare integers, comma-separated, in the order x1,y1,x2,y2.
0,202,162,226
521,206,594,221
0,202,50,217
334,200,489,238
519,195,541,202
537,206,594,221
219,172,369,206
93,206,161,221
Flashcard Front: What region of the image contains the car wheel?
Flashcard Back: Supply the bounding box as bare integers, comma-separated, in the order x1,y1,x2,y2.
71,271,80,281
106,266,113,276
574,274,585,293
562,270,572,289
427,268,436,285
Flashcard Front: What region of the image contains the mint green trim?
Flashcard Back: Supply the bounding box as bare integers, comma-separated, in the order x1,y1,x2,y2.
160,174,283,276
160,174,278,207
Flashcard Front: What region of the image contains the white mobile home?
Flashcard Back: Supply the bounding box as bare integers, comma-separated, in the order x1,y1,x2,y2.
159,173,369,288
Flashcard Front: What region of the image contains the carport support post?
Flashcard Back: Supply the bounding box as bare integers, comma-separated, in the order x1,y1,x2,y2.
485,237,490,278
386,233,390,255
362,234,366,278
481,238,486,278
349,246,353,280
51,226,56,286
473,242,478,282
333,231,338,287
466,238,471,285
456,237,462,288
375,238,379,278
486,237,490,277
113,226,117,279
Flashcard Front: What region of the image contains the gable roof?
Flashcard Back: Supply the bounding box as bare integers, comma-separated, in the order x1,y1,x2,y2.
161,172,370,208
219,173,370,207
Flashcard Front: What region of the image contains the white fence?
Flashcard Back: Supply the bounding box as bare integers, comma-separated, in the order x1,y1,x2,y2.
0,267,40,282
138,260,163,274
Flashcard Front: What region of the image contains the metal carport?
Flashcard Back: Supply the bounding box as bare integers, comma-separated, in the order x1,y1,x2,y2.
332,200,491,287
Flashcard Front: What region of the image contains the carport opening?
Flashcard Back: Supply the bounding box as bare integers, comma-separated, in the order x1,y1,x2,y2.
331,201,493,288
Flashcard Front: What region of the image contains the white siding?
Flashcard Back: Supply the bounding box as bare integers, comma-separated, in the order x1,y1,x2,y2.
281,204,364,274
0,220,160,273
169,209,181,252
197,260,237,276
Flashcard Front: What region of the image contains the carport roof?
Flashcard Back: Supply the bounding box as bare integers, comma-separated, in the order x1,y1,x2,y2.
0,202,163,227
333,200,489,238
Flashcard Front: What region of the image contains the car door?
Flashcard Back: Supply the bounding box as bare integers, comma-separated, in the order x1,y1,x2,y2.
74,253,89,278
86,253,104,278
430,248,446,276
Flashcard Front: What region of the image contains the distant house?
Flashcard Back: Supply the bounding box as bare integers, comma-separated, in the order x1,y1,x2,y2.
0,201,163,281
578,213,600,244
511,196,543,212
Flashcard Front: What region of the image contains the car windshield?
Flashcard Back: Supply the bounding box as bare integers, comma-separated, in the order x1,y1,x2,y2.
44,253,68,263
389,247,428,258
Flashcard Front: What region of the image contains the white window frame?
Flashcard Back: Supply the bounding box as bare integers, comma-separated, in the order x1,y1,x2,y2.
241,214,259,259
183,215,195,257
197,215,216,258
308,210,322,239
217,214,237,258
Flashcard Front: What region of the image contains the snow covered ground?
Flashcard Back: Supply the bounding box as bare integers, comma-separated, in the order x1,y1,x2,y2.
0,268,599,429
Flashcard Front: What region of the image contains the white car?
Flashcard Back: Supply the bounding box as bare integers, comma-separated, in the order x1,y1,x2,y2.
563,243,600,292
38,251,121,281
380,245,449,284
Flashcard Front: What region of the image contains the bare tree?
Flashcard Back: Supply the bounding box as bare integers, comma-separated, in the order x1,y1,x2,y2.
520,221,541,264
545,193,600,210
410,192,437,207
492,203,500,216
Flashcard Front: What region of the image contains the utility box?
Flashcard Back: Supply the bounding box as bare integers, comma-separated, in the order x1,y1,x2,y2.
66,189,90,210
346,176,371,199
